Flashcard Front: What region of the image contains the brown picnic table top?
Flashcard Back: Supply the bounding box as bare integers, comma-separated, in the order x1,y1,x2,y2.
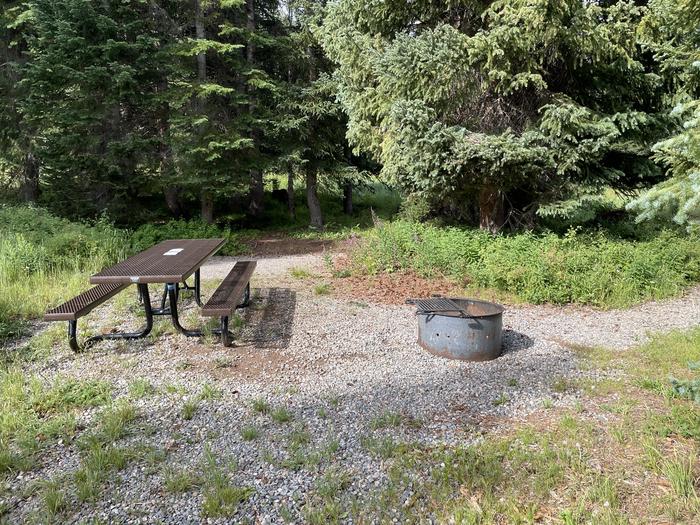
90,238,226,284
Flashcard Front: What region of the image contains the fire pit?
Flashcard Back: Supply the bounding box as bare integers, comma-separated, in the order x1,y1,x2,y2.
407,297,504,361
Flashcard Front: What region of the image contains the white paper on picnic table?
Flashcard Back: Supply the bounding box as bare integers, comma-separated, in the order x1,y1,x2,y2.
163,248,184,256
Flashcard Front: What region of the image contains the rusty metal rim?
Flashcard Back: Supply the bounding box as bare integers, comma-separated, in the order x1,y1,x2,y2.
415,297,504,319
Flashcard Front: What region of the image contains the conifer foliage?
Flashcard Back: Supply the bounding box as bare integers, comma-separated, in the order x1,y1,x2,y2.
627,0,700,228
0,0,350,226
0,0,698,229
320,0,677,231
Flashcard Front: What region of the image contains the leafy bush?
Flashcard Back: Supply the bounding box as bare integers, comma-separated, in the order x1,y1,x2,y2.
350,221,700,308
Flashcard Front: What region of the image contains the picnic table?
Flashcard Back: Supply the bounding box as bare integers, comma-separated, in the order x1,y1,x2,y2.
45,239,256,351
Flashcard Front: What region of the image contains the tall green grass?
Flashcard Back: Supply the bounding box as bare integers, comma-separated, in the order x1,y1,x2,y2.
350,221,700,308
0,205,130,341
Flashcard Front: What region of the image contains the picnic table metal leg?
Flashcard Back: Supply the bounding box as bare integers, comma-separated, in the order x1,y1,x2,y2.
220,316,231,347
68,320,80,352
167,282,235,344
194,269,203,306
159,284,169,312
67,284,154,351
83,284,154,348
166,283,202,337
238,283,251,308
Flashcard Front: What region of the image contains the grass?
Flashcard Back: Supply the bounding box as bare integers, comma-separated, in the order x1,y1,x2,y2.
214,357,233,369
361,435,406,460
350,220,700,308
3,198,700,521
6,320,697,522
181,399,199,420
0,205,130,342
370,411,403,430
663,456,698,500
315,466,352,498
287,427,310,448
493,393,509,406
290,267,312,279
164,383,187,395
72,401,143,502
198,383,223,401
200,447,253,518
94,401,138,442
343,328,700,523
271,407,293,424
35,479,67,520
0,370,112,476
162,466,203,493
3,323,64,365
251,397,270,415
74,443,133,501
240,425,260,441
313,283,332,296
303,469,351,525
128,378,155,399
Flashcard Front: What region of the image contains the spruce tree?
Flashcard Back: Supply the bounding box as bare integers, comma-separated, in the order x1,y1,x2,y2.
0,2,37,201
320,0,668,231
271,0,357,229
627,0,700,228
20,0,174,220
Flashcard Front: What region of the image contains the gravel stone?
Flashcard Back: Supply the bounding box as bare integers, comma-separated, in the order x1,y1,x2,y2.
6,253,700,523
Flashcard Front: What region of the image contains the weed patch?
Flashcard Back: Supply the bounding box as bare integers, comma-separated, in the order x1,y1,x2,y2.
200,447,253,518
0,370,112,476
350,221,700,308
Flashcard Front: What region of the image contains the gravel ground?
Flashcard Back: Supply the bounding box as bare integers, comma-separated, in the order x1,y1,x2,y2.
5,253,700,523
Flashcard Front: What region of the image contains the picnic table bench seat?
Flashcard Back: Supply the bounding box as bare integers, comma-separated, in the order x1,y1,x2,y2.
201,260,256,347
45,283,130,351
45,283,129,321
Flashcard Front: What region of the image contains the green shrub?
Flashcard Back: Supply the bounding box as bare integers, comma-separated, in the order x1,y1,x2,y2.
350,221,700,308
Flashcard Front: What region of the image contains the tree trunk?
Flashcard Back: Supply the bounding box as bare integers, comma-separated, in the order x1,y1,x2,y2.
164,186,183,217
19,151,39,202
287,169,296,219
343,180,353,215
248,170,264,217
245,0,264,217
157,77,181,217
245,0,255,64
194,0,206,81
306,171,323,229
478,185,504,234
201,191,214,224
194,0,213,224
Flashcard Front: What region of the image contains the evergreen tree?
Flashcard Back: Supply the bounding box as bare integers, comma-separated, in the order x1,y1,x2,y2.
19,0,174,220
0,2,37,201
320,0,669,231
627,0,700,228
271,0,356,229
